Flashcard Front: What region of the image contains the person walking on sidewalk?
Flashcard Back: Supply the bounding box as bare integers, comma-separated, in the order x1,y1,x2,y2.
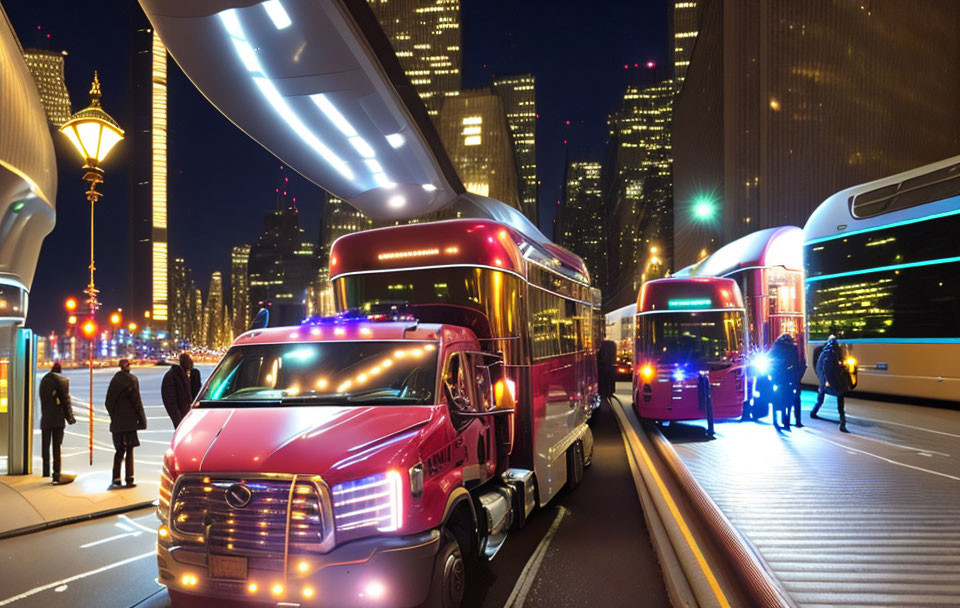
105,359,147,487
38,362,76,485
811,335,854,433
161,353,194,428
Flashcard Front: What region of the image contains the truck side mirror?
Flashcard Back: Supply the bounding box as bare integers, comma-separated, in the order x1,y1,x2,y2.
494,379,516,411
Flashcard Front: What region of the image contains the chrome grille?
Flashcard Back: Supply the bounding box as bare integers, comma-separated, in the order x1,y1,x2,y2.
169,475,330,562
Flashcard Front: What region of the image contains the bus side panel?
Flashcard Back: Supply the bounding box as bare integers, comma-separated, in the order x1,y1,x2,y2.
531,352,589,504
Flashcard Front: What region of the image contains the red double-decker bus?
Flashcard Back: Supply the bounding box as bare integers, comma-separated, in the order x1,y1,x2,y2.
330,219,602,505
633,278,748,423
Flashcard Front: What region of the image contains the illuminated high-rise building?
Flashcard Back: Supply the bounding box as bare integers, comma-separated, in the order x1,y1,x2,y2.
493,75,538,225
366,0,461,122
129,17,169,330
168,257,198,344
673,1,700,86
559,161,604,287
673,0,960,267
606,77,674,302
248,192,320,326
202,272,230,349
438,89,520,209
317,194,372,314
231,245,251,335
22,49,72,127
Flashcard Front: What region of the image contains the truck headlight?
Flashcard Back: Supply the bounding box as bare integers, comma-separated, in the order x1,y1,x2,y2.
332,471,404,538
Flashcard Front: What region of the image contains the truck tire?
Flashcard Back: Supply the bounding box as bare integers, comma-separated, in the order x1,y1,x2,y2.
566,440,584,490
424,529,466,608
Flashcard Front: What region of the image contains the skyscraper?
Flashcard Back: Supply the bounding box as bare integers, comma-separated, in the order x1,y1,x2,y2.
203,272,230,349
493,75,538,225
129,17,169,329
673,0,960,266
438,89,520,209
168,257,196,345
673,1,701,86
21,49,71,127
366,0,461,122
606,77,675,303
248,193,320,326
230,245,251,335
317,194,372,315
559,161,605,287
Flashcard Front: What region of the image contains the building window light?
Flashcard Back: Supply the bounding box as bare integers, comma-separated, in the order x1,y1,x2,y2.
464,135,481,146
462,115,482,126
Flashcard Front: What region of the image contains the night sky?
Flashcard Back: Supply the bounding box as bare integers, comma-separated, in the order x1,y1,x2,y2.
6,1,667,334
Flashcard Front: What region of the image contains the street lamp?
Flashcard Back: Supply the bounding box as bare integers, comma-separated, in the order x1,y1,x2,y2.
59,72,124,466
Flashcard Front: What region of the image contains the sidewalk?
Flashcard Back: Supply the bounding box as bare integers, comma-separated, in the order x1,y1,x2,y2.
0,469,157,538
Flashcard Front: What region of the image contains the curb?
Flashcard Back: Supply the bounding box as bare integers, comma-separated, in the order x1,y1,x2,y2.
0,500,156,541
646,425,797,608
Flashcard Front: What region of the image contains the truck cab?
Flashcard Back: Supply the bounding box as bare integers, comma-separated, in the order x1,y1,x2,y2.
158,315,532,608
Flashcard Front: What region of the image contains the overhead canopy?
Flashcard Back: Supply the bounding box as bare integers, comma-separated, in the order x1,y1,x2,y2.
139,0,464,221
689,226,803,278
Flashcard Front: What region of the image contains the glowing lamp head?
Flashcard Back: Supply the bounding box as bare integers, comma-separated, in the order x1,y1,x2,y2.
81,320,97,338
364,581,387,600
65,298,77,311
751,353,771,375
59,72,124,168
128,322,137,332
640,364,655,381
672,368,685,382
68,315,77,325
692,197,717,221
110,312,121,326
845,356,857,370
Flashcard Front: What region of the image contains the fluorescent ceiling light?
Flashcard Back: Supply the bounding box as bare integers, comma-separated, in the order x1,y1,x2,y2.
388,195,406,208
219,9,244,38
231,38,263,73
373,173,394,188
253,77,353,180
422,184,437,192
311,94,357,137
349,136,376,158
364,159,383,173
263,0,292,29
386,133,405,148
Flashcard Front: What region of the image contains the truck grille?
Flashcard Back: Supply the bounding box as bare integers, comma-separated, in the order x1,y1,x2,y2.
169,475,330,565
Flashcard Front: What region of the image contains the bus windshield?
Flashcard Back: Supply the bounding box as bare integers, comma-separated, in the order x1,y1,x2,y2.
198,341,438,406
638,311,744,366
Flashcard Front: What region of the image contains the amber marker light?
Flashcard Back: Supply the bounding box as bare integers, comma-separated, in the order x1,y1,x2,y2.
303,587,315,598
640,364,656,381
248,582,258,593
158,525,169,538
272,584,284,596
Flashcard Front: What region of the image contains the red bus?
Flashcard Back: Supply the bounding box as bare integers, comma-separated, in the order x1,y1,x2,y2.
633,278,747,423
330,219,602,505
688,227,804,418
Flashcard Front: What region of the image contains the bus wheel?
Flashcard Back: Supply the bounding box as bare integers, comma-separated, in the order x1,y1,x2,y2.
425,529,465,608
566,440,585,490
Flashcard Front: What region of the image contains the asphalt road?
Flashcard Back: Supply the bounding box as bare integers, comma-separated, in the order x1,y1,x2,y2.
655,389,960,607
1,380,670,608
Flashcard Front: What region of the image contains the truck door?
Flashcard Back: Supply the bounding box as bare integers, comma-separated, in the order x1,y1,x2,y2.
443,352,496,487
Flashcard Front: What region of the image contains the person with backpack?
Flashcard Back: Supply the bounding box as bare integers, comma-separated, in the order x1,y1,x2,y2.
811,335,855,433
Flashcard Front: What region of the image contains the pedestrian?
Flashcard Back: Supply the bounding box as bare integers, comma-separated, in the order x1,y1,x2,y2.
105,359,147,487
811,335,854,433
38,362,76,485
161,354,193,428
183,353,202,400
768,333,803,430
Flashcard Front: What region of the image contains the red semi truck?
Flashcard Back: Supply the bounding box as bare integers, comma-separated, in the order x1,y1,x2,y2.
157,219,600,607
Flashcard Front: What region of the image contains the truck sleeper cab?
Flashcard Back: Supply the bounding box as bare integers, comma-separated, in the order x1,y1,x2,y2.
634,278,747,422
158,318,535,607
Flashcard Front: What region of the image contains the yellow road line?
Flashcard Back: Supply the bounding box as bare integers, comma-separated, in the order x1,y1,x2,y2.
612,400,731,608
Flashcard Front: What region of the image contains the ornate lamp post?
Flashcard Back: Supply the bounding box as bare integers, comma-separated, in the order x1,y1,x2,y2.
59,72,124,465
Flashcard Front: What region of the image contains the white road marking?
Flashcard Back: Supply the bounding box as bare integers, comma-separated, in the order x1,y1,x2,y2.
503,506,568,608
53,586,67,593
805,430,960,482
809,425,950,457
119,514,158,534
0,551,154,606
847,414,960,439
80,531,141,548
115,523,134,532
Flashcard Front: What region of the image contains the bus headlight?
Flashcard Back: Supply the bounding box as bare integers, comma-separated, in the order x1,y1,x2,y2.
332,471,404,539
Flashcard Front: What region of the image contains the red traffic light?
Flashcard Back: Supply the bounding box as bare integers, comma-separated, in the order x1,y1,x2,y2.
81,319,97,338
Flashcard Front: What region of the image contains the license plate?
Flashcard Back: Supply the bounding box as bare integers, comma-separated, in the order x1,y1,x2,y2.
209,554,248,580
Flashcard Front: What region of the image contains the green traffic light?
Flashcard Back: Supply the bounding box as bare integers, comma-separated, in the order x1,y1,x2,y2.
692,197,717,221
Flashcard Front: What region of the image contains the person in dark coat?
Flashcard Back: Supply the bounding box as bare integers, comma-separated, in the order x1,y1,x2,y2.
183,353,202,400
161,354,193,428
768,334,803,430
597,340,618,399
811,336,853,433
38,362,76,484
105,359,147,486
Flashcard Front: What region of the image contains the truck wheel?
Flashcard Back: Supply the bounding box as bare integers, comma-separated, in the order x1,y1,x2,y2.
566,440,584,490
425,529,465,608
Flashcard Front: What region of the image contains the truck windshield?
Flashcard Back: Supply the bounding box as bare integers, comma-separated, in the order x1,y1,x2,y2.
198,341,438,406
638,311,744,366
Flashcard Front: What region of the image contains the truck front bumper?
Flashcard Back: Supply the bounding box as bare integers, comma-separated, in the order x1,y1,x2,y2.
158,529,440,607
